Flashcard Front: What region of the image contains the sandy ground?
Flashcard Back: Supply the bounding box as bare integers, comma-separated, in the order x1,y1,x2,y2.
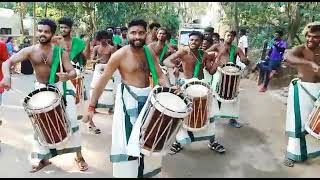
1,72,320,178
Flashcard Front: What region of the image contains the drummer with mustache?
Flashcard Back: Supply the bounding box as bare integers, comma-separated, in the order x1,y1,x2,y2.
163,31,226,155
283,22,320,167
206,30,250,128
0,18,88,172
87,19,169,178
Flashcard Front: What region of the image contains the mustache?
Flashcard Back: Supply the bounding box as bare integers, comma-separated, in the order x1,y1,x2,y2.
39,36,46,39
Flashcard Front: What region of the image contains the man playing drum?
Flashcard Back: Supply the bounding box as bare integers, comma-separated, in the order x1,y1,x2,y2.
87,19,169,178
206,30,250,128
56,17,91,122
0,18,88,172
88,30,117,134
163,31,226,154
283,22,320,167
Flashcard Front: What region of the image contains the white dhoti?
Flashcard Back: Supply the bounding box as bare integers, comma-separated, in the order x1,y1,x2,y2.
208,71,240,121
110,83,162,178
285,78,320,161
30,81,81,166
90,63,121,110
175,77,216,145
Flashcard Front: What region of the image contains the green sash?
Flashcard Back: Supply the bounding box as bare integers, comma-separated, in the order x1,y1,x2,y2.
159,43,168,65
193,49,204,78
143,45,158,86
113,35,122,45
70,37,86,65
48,45,67,97
229,44,236,63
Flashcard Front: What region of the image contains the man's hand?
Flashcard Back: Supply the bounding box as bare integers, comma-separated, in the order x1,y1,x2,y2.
309,61,320,73
56,72,71,82
84,105,96,123
171,85,182,94
0,78,11,90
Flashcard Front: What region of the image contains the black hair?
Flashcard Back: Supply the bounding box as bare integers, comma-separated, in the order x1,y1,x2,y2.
96,30,112,41
212,32,220,40
5,37,13,43
240,29,247,35
128,19,148,31
38,18,57,34
203,36,213,45
275,30,283,37
204,27,214,33
225,30,237,37
121,27,128,32
189,31,204,40
58,16,73,28
149,22,161,30
157,27,168,34
106,26,114,31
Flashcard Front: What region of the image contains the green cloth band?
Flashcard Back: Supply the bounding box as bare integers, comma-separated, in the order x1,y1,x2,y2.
229,44,236,63
143,45,158,85
193,49,204,78
159,43,168,65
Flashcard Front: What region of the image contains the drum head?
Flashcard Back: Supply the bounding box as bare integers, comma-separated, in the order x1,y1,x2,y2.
185,84,208,98
27,90,59,109
156,92,187,112
220,63,241,75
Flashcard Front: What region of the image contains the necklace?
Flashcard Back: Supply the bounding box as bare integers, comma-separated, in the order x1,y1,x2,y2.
41,53,48,64
188,48,199,62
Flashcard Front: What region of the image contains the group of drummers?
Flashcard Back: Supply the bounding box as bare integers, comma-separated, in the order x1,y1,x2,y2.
1,15,320,177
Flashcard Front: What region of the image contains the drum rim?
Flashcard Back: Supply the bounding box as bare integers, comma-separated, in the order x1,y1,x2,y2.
152,86,193,114
218,63,241,75
23,85,62,111
182,79,212,98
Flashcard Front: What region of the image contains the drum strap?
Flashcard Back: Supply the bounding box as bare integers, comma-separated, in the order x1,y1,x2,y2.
299,83,317,102
70,37,86,65
229,44,236,63
193,49,204,78
143,45,158,85
159,43,168,65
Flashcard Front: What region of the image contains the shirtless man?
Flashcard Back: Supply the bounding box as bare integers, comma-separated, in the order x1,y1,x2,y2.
89,30,116,131
56,16,91,122
148,27,176,85
206,30,250,128
146,22,161,45
282,22,320,167
0,18,88,173
163,31,226,155
87,19,169,178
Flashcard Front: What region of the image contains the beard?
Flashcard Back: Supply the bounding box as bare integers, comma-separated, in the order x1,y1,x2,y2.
129,39,145,48
38,36,51,44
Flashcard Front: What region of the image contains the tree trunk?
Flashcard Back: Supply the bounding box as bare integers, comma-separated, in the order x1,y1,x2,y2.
44,2,48,17
234,2,239,45
287,3,301,47
19,2,25,36
33,2,36,45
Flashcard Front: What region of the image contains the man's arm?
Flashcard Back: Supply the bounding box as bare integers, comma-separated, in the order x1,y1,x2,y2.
237,47,250,65
206,43,219,53
60,51,77,80
91,46,98,61
284,46,312,67
0,47,32,88
163,49,186,68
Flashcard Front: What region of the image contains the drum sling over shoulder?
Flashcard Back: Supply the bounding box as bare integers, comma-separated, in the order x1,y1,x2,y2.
229,44,237,64
193,49,204,79
144,45,159,86
49,46,68,105
159,43,169,66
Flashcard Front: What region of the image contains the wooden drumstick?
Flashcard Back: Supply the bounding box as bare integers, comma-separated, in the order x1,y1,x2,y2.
10,87,32,99
59,48,64,73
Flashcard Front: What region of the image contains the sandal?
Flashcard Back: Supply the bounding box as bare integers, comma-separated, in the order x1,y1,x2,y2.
169,142,183,155
89,126,101,134
283,158,294,167
75,157,88,171
208,141,226,153
29,160,52,173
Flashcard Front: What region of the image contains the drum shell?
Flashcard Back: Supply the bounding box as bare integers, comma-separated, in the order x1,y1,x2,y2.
306,103,320,138
71,77,83,104
32,104,68,144
216,64,241,100
143,108,182,152
187,96,208,129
